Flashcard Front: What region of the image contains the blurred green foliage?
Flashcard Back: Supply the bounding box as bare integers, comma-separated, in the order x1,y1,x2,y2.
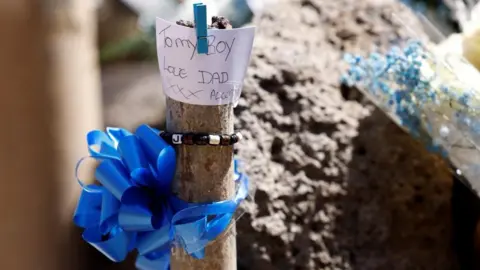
99,30,157,64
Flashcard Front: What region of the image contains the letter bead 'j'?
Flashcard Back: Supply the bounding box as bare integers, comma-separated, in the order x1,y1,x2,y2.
158,131,242,146
172,134,183,144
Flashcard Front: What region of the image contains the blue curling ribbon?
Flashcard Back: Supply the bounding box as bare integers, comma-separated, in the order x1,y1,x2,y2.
73,124,249,270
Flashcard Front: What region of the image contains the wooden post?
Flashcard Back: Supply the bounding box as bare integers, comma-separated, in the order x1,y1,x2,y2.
45,0,103,222
0,2,57,269
167,100,236,270
0,1,102,269
46,0,103,268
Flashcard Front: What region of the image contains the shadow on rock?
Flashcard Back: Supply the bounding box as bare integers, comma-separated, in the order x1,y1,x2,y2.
333,105,457,270
237,105,459,270
451,173,480,270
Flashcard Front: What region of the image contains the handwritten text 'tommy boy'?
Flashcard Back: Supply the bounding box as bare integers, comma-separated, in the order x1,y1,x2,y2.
158,25,236,62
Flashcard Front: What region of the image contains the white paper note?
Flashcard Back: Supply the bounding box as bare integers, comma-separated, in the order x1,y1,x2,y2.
156,17,255,106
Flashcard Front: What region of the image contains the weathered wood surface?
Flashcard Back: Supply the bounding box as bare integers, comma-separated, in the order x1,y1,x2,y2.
167,98,237,270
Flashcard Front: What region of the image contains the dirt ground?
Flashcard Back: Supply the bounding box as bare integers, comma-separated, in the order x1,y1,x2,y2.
95,0,459,269
233,0,456,269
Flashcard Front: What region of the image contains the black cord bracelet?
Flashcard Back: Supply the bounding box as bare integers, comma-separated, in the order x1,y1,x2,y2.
159,131,243,146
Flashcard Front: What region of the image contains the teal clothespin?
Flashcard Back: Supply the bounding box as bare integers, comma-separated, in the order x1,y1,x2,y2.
193,3,208,54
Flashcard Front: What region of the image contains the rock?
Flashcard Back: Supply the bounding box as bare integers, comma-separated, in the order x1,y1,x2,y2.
235,0,458,269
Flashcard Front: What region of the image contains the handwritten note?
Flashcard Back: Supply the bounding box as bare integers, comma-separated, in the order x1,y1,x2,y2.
156,17,255,106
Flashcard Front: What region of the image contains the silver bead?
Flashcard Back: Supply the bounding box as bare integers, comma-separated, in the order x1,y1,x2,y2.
439,126,449,138
209,135,221,145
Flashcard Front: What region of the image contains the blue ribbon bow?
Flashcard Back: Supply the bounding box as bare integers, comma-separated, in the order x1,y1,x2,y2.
73,124,248,270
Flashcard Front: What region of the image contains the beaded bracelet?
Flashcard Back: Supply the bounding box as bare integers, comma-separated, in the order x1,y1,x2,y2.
159,131,243,146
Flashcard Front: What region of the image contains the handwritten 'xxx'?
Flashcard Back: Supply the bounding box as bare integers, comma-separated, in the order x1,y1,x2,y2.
167,84,203,100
